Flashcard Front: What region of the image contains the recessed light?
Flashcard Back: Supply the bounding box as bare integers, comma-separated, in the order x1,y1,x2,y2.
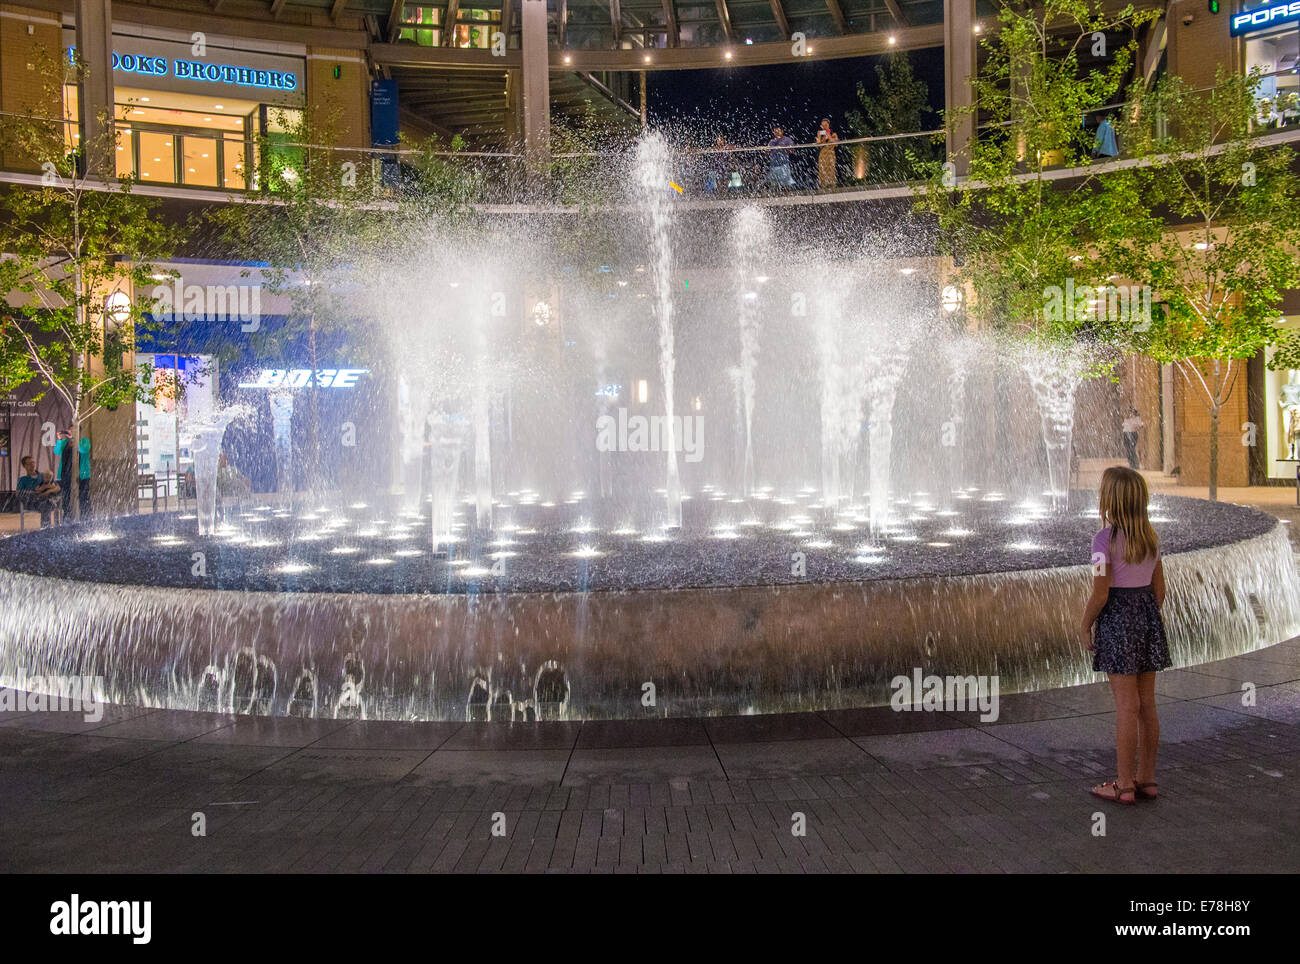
139,96,149,102
214,104,224,109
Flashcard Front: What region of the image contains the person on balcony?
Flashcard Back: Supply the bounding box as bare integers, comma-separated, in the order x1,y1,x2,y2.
767,125,795,190
816,118,839,189
1093,114,1119,159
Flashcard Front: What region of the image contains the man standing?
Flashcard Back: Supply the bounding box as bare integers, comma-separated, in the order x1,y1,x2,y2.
1122,407,1143,470
53,428,90,520
54,428,72,519
767,125,795,190
77,434,91,518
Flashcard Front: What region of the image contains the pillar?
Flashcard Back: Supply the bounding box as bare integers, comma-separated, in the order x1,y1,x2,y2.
87,276,138,517
74,0,114,174
943,0,976,175
520,0,549,172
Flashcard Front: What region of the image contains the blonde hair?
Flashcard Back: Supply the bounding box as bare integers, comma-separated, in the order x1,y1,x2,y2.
1098,466,1159,565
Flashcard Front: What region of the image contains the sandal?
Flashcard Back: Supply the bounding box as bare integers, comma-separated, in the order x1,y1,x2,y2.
1090,780,1136,805
1134,781,1158,800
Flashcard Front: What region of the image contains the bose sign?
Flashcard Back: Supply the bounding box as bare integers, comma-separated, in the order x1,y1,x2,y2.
1231,2,1300,34
238,369,369,389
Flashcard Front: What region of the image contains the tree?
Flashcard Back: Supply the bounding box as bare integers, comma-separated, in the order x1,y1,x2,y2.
847,51,936,183
914,0,1157,507
1100,68,1300,499
0,50,171,518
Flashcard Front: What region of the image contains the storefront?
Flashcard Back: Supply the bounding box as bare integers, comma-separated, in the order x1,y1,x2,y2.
1234,2,1300,125
63,26,306,190
1262,315,1300,483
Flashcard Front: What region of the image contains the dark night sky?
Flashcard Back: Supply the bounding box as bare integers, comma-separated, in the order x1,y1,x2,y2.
645,46,946,145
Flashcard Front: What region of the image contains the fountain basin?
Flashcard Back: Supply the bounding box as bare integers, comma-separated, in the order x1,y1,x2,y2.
0,498,1295,719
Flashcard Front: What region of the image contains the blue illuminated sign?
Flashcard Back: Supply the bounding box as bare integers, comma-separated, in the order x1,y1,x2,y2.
1231,2,1300,34
69,46,298,91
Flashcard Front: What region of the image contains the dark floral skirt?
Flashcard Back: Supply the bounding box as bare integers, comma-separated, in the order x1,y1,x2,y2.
1093,586,1172,675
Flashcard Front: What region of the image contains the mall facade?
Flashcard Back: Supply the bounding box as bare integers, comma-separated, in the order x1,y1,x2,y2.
1,0,1298,503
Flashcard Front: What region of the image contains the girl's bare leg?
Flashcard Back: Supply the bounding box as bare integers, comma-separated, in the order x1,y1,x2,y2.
1136,671,1159,785
1108,674,1139,788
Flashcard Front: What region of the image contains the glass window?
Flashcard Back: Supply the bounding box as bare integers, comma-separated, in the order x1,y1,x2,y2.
115,125,136,178
181,135,219,187
1246,27,1300,127
223,136,248,189
138,131,175,183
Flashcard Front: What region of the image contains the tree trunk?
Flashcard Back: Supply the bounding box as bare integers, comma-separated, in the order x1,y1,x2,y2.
1208,359,1222,502
1208,404,1219,502
306,311,320,495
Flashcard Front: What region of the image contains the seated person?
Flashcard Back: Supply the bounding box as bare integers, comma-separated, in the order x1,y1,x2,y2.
216,452,252,499
16,456,60,528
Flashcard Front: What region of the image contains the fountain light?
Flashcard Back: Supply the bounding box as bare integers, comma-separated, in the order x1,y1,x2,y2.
460,566,492,577
927,542,952,548
1008,541,1041,551
641,533,670,543
571,546,602,558
331,546,360,555
350,502,367,509
249,539,279,548
854,554,886,564
366,557,394,566
942,529,973,538
489,551,519,559
804,539,834,549
714,529,741,540
394,549,423,557
84,532,117,542
275,562,312,574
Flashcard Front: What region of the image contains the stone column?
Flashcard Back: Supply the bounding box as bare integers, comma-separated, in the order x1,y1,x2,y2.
943,0,976,175
520,0,550,173
74,0,114,175
87,277,138,517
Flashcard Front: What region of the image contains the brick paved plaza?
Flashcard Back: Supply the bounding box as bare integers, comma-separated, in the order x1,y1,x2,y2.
3,637,1298,874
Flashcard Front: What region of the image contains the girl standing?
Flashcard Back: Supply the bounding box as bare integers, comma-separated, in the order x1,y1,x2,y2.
1079,466,1171,804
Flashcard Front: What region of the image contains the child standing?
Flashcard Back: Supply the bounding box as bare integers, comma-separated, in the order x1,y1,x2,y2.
1079,466,1171,804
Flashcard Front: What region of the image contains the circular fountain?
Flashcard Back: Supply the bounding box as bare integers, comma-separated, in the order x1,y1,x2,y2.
0,492,1294,720
2,136,1297,721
